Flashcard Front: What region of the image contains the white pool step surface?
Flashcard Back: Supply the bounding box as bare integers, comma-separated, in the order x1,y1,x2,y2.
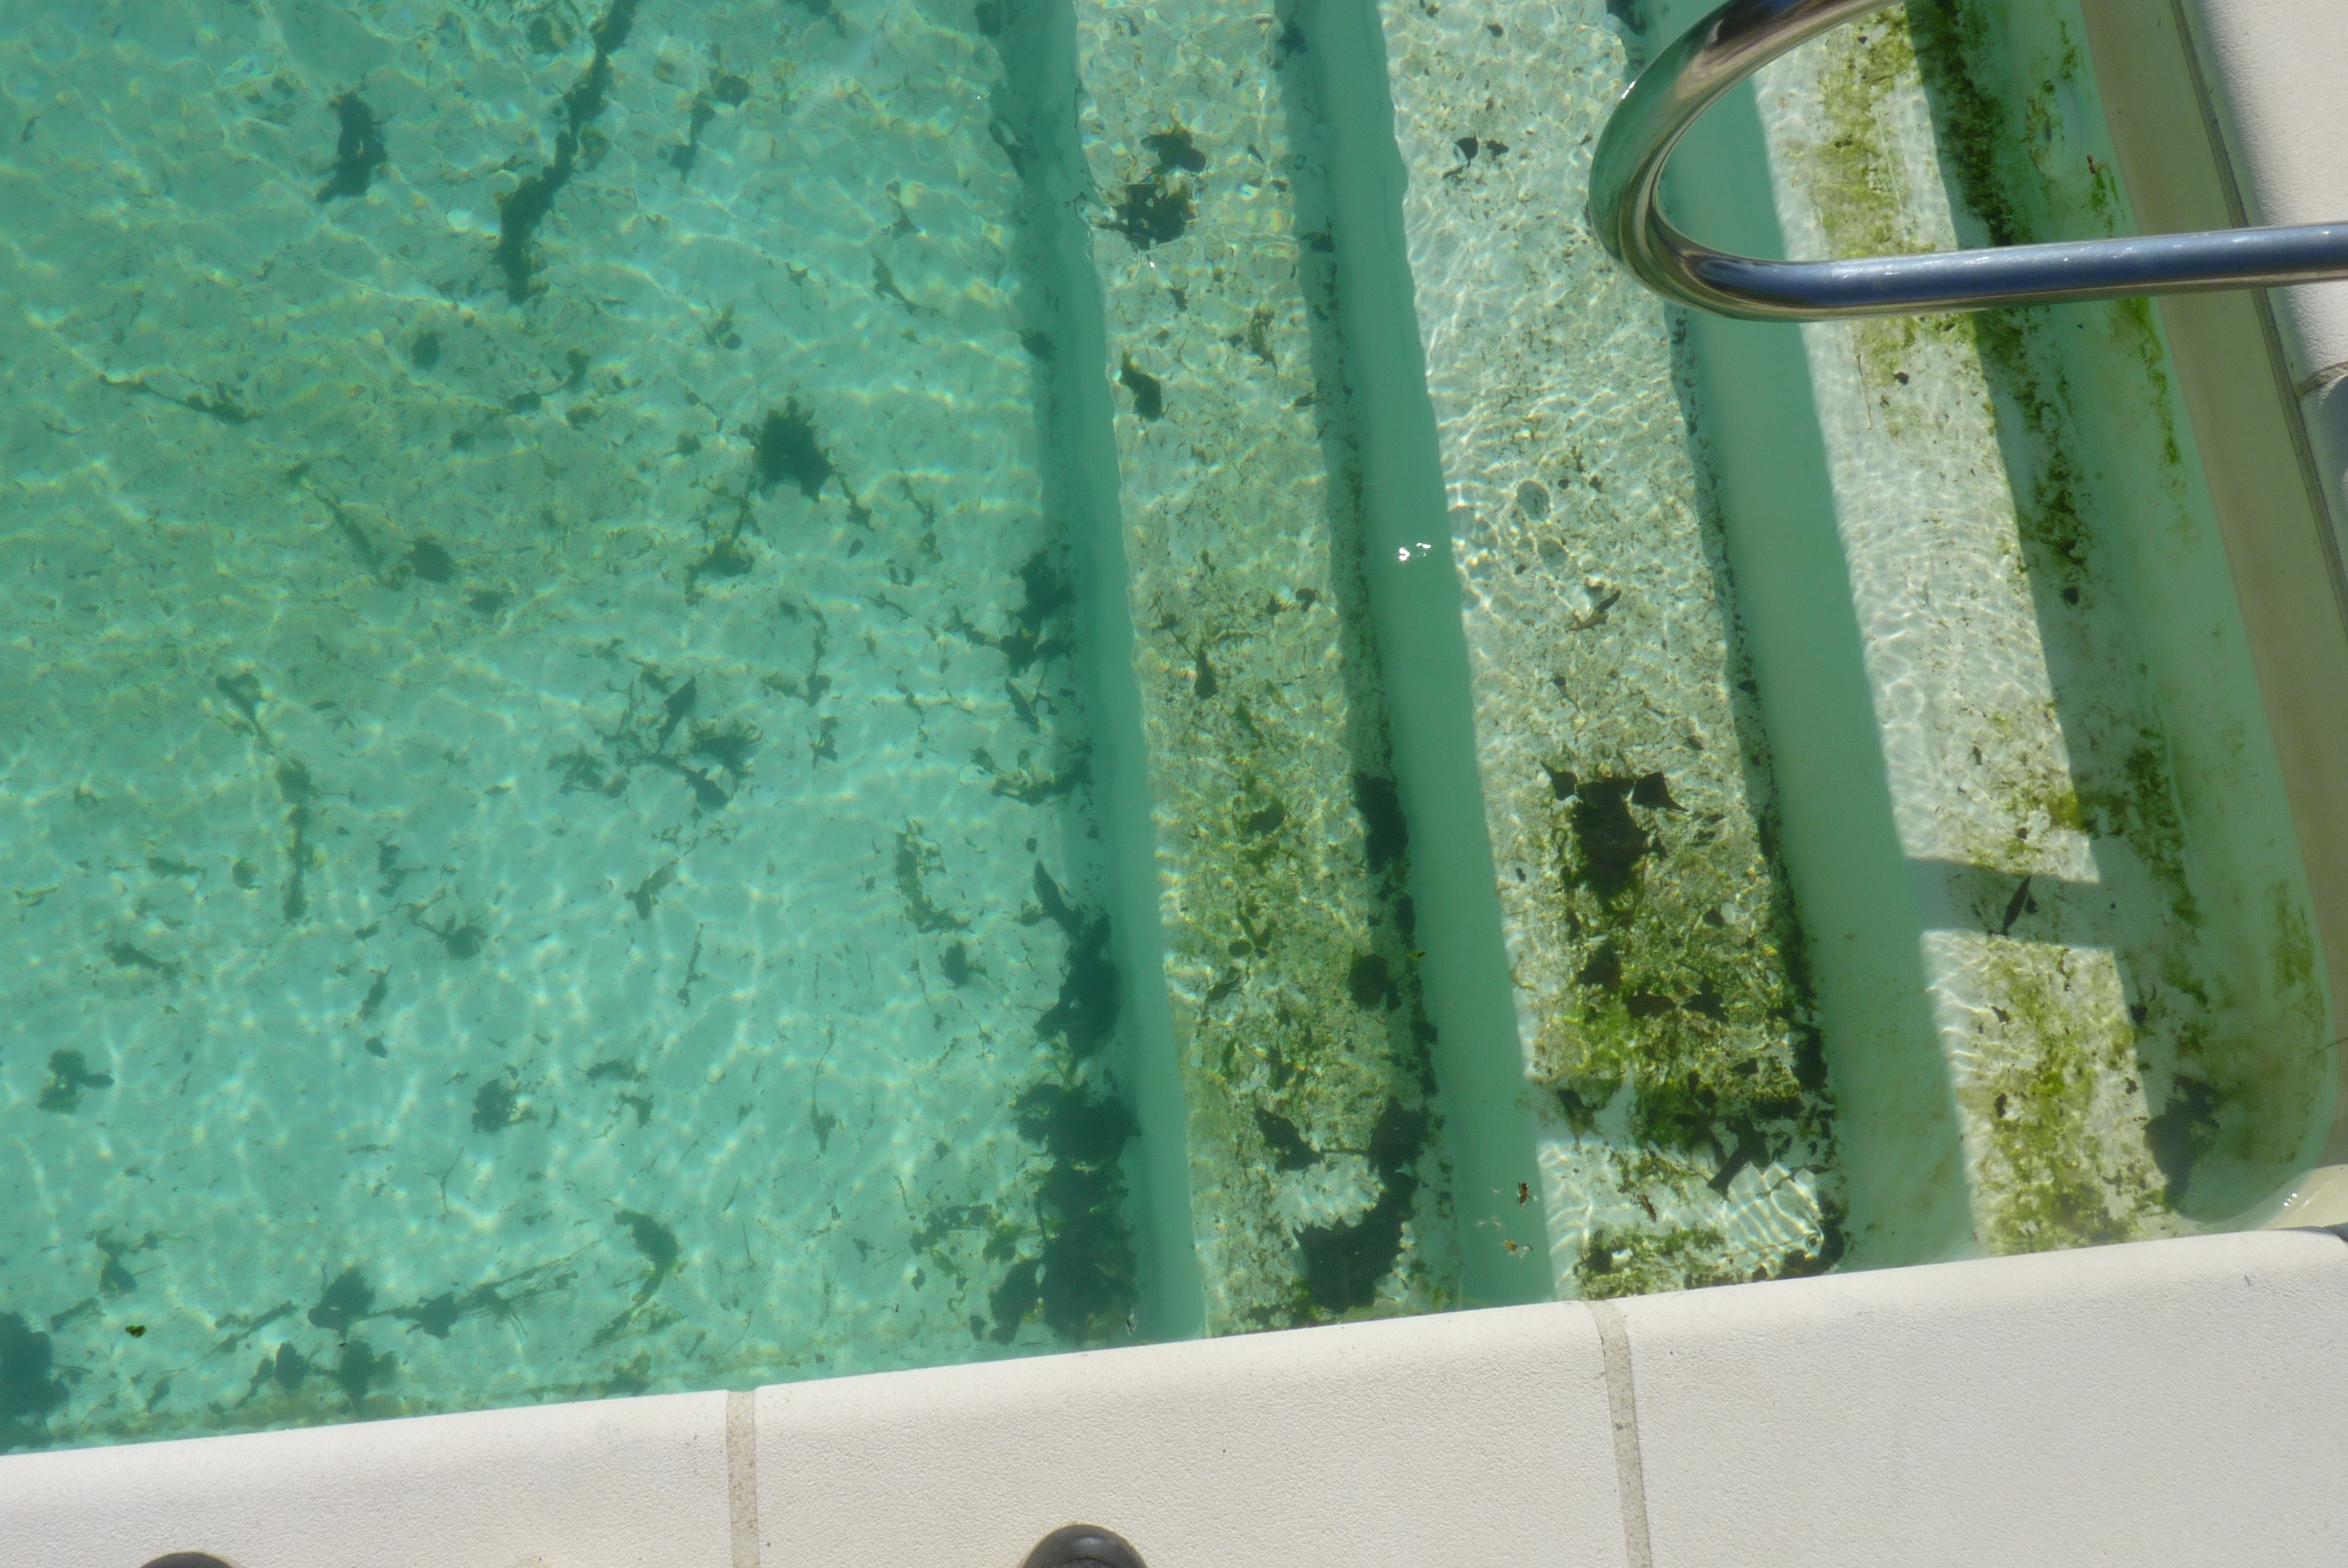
9,1228,2348,1567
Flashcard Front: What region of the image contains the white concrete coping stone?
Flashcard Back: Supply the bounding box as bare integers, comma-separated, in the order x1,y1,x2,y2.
1620,1228,2348,1567
4,1391,736,1568
8,1231,2347,1568
751,1301,1624,1568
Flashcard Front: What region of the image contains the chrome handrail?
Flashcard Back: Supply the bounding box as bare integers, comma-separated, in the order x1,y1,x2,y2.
1587,0,2348,321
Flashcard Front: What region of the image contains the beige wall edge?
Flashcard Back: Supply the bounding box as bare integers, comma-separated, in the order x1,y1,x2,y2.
2079,0,2348,1161
2177,0,2348,390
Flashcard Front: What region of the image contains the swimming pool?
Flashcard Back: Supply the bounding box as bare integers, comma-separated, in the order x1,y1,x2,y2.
1,0,2333,1455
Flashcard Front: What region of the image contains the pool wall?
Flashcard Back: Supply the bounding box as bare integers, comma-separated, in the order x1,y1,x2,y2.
1298,0,1558,1305
2150,0,2348,1164
987,0,1207,1343
2180,0,2348,542
1653,0,2338,1264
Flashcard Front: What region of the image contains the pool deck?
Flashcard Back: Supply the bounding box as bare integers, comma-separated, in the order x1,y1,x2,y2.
11,1225,2348,1567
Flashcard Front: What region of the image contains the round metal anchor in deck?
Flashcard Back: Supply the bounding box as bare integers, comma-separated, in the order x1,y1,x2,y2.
1021,1523,1149,1568
1585,0,2348,319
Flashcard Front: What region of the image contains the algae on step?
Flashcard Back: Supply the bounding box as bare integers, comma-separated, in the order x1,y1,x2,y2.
1071,0,1456,1330
1756,0,2330,1252
1380,0,1843,1299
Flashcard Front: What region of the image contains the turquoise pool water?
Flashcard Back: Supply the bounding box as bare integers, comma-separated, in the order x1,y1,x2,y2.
1,0,2333,1454
1,0,1183,1444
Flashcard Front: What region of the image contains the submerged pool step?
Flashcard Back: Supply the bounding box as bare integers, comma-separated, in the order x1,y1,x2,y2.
1378,0,1842,1297
1743,1,2331,1252
1065,0,1460,1330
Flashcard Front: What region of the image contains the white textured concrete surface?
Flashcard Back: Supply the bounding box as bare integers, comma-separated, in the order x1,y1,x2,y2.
11,1234,2348,1567
2,1389,733,1568
753,1302,1625,1568
1621,1229,2348,1567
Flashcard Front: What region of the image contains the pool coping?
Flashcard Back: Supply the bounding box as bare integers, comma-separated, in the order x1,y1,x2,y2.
9,1225,2347,1567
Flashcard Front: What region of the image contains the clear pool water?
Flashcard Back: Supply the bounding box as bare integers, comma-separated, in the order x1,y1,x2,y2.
1,0,2332,1454
1,0,1186,1445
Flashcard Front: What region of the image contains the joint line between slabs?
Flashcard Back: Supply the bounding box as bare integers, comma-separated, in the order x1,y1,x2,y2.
1588,1300,1655,1568
727,1389,762,1568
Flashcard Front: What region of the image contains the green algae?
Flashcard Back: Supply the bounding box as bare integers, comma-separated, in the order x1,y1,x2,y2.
1534,753,1832,1253
330,1340,393,1412
1776,2,2327,1249
1965,946,2155,1252
1116,354,1165,420
616,1211,681,1299
1003,1079,1138,1337
1030,863,1121,1058
751,401,834,499
1109,176,1194,249
1787,12,1973,397
37,1049,114,1113
975,866,1139,1346
0,1312,70,1449
471,1072,525,1133
306,1266,373,1334
1800,19,1927,262
893,824,969,934
315,92,387,202
1574,1223,1735,1300
1294,1100,1434,1313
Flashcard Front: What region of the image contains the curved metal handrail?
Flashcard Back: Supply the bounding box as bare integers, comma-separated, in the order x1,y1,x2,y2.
1587,0,2348,321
